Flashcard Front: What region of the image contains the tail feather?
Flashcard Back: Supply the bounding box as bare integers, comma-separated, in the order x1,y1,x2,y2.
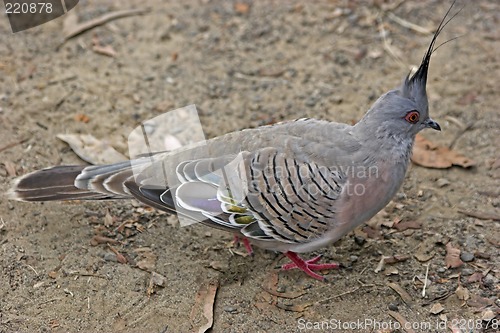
9,165,122,202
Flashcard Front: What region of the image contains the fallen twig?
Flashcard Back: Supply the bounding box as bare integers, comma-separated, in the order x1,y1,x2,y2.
0,138,29,153
61,8,150,43
422,263,430,297
386,12,432,35
318,286,362,304
458,209,500,221
379,26,405,67
107,244,127,264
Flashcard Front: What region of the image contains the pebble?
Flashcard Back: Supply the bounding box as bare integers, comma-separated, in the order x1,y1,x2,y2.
223,306,238,313
388,303,399,311
436,178,450,187
354,236,366,246
331,95,343,104
460,252,475,262
461,268,474,276
350,255,358,262
437,267,446,273
103,253,118,262
395,192,407,201
305,96,318,107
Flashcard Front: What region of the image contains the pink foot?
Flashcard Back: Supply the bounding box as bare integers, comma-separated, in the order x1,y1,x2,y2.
242,237,254,256
232,235,254,256
282,252,339,281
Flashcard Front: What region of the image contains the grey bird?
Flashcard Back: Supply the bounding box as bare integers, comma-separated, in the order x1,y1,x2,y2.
9,3,459,281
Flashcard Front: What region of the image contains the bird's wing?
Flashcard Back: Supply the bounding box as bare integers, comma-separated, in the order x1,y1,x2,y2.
153,146,349,244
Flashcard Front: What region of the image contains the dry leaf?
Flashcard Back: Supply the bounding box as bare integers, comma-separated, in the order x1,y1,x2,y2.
481,309,495,321
414,239,436,262
134,247,157,272
150,271,166,287
455,285,469,301
388,311,416,333
147,271,167,295
467,272,483,283
362,225,381,239
208,260,228,272
92,44,117,57
394,220,422,232
445,243,464,268
384,266,399,276
430,302,445,314
57,134,127,165
466,294,495,308
190,280,219,333
104,210,114,227
411,134,475,168
387,282,412,304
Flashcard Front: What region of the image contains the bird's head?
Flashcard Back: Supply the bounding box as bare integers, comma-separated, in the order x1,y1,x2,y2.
356,2,461,141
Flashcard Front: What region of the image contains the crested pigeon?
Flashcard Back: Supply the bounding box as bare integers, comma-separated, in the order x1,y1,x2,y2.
9,3,460,281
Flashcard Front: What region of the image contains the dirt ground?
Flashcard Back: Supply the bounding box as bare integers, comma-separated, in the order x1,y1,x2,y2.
1,0,499,332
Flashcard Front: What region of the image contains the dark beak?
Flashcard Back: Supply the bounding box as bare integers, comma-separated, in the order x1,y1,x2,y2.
426,118,441,131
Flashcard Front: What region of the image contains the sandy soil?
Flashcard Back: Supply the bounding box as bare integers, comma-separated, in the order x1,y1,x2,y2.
1,1,499,332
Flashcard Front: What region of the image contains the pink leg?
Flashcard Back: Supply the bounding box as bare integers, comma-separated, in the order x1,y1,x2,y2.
233,234,240,246
242,237,254,256
232,235,254,256
282,252,339,281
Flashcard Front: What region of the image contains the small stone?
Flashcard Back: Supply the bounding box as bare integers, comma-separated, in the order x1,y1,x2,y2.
331,95,343,104
223,306,237,313
395,192,406,201
103,253,118,262
276,286,286,293
305,96,318,107
354,236,366,246
436,178,450,187
208,261,228,271
350,255,358,262
460,252,474,262
437,267,446,273
388,303,398,311
461,268,474,276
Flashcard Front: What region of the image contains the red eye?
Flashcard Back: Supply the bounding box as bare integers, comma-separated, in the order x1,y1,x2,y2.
405,111,420,124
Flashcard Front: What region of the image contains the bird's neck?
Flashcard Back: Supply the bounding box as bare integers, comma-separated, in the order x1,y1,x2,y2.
376,132,415,167
354,121,415,166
